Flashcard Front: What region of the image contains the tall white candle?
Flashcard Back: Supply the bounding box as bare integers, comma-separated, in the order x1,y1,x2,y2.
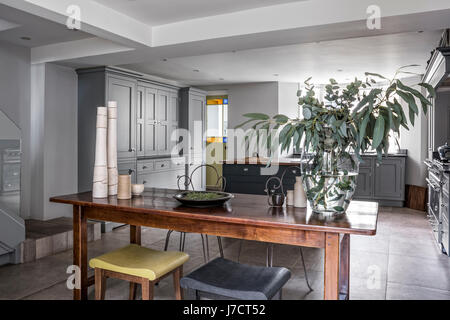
93,107,108,198
107,101,118,196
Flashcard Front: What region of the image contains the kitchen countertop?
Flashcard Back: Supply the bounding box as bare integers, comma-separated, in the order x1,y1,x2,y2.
223,151,408,166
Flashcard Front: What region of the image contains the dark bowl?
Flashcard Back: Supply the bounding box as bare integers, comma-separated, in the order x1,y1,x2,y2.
173,191,234,208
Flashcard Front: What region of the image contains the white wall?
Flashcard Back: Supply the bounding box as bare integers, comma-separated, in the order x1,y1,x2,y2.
278,82,300,119
201,82,279,129
30,63,78,220
399,77,428,187
0,41,31,219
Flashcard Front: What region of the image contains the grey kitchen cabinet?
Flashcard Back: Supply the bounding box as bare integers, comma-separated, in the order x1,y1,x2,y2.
373,158,405,200
77,67,182,192
354,161,373,198
137,157,185,190
353,154,406,206
137,85,179,157
107,75,137,160
180,88,207,191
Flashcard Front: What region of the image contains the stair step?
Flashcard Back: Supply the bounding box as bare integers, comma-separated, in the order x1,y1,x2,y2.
21,218,101,263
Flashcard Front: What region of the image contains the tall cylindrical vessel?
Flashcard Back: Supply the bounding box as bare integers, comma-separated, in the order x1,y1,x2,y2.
93,107,108,198
294,176,307,208
118,175,132,200
107,101,118,196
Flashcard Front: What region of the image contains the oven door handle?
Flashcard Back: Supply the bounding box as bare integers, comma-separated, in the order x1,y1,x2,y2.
426,178,441,192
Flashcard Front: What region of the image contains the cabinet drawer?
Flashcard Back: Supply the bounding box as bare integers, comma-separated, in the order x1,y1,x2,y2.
171,158,185,170
155,160,171,171
137,161,154,173
224,165,260,176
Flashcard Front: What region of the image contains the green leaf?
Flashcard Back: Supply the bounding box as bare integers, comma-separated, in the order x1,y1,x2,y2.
364,72,388,80
359,112,370,146
386,102,395,130
397,91,418,115
273,114,289,124
303,107,312,120
372,115,385,149
396,80,430,114
418,82,436,99
339,121,347,137
243,113,270,120
333,206,345,212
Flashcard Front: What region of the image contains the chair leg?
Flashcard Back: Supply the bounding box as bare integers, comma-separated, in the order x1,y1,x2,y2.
200,234,208,263
141,280,153,300
266,244,274,267
129,283,137,300
173,266,183,300
205,235,210,261
217,237,224,258
164,230,174,251
237,240,243,263
94,268,106,300
299,247,313,291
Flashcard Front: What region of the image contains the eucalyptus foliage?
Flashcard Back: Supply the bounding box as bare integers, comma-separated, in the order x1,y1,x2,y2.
237,66,435,162
237,66,435,212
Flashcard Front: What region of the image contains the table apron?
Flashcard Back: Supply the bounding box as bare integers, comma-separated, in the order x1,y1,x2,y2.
83,206,326,248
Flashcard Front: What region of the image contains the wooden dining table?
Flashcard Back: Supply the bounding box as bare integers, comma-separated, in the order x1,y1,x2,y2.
50,188,378,300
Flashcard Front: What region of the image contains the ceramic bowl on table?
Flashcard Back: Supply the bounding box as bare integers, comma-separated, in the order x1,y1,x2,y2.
131,184,145,196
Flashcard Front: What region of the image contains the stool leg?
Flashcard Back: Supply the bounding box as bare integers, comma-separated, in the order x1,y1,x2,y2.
217,237,224,258
94,268,106,300
300,247,313,291
164,230,174,251
129,283,137,300
141,280,153,300
205,235,210,261
173,266,183,300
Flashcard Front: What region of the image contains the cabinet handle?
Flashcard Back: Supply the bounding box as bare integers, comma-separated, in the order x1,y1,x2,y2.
243,168,249,172
142,166,148,169
128,148,136,152
128,169,135,175
143,181,147,184
161,164,165,168
376,163,380,167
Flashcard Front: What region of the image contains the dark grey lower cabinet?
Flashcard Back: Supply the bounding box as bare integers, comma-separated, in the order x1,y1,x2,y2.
223,155,406,207
353,155,406,207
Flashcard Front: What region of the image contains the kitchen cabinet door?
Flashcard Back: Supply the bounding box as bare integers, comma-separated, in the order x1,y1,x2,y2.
374,158,405,200
156,90,170,155
136,87,145,157
354,166,373,198
144,87,158,157
107,76,137,160
188,93,206,155
170,93,180,156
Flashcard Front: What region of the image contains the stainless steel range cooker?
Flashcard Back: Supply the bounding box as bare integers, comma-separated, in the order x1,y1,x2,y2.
425,158,450,255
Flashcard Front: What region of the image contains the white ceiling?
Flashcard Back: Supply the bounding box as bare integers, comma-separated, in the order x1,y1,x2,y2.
121,30,441,85
92,0,305,26
0,4,92,48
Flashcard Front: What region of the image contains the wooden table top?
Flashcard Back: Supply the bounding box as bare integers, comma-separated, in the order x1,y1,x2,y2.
50,188,378,236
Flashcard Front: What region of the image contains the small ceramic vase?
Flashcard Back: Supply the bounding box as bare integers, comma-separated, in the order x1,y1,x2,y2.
117,175,132,200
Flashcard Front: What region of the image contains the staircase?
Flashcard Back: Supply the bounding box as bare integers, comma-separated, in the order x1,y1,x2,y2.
0,207,25,266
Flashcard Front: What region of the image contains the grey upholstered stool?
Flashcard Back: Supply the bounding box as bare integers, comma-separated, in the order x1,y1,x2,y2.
180,258,291,300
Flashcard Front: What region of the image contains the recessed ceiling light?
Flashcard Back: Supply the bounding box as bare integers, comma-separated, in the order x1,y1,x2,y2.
219,78,224,81
161,58,168,62
20,36,31,41
273,74,279,77
193,69,200,72
418,30,424,33
337,69,343,72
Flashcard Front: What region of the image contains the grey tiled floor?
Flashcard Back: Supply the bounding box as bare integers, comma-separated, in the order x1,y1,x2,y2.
1,206,450,300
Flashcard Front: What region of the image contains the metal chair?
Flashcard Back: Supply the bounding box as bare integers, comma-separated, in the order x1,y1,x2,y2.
164,164,226,262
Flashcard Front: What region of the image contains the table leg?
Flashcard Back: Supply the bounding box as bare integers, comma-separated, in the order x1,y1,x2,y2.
324,232,340,300
129,225,142,298
339,234,350,300
73,205,88,300
130,225,142,245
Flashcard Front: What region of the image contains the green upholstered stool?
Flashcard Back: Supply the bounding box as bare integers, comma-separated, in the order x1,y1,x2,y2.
89,244,189,300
